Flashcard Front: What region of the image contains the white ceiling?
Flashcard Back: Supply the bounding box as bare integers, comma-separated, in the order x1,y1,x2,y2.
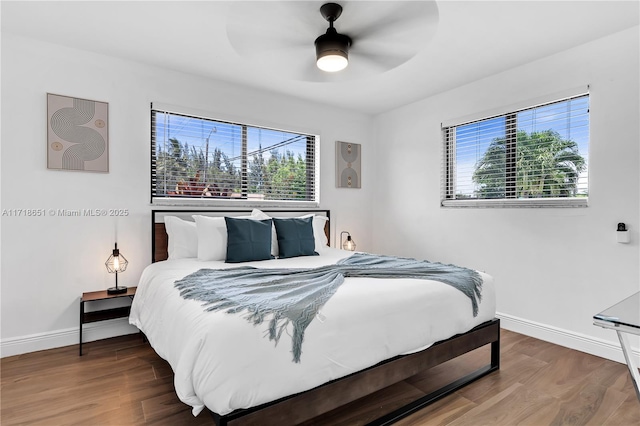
2,1,638,115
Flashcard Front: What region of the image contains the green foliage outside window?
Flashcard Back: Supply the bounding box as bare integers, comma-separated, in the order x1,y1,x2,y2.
155,138,310,200
472,130,586,199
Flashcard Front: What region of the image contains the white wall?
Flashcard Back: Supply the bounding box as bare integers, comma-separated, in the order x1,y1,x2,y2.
371,26,640,363
0,34,373,356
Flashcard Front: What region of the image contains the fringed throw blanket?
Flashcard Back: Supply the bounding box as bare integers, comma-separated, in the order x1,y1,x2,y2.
174,253,482,362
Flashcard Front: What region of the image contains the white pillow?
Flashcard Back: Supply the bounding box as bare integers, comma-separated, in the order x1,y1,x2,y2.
164,216,198,259
251,209,329,255
311,215,329,252
194,214,255,261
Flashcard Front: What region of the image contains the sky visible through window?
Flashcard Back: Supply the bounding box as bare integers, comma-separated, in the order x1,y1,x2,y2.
155,113,308,163
454,96,589,198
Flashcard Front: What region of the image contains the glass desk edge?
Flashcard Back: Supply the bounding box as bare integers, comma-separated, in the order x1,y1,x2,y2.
593,291,640,336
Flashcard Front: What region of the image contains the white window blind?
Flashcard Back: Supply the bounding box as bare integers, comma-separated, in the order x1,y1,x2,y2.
442,93,589,208
151,106,319,206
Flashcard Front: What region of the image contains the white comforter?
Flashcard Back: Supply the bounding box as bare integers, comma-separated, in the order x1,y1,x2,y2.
129,248,496,416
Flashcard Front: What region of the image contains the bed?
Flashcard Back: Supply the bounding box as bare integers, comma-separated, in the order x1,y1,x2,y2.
130,209,499,425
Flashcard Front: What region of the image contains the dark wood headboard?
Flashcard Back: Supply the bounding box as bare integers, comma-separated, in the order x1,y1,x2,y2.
152,209,331,263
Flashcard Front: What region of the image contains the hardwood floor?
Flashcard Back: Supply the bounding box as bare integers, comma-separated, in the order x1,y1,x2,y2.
1,329,638,425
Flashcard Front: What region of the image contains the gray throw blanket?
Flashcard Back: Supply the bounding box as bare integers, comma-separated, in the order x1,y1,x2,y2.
174,253,482,362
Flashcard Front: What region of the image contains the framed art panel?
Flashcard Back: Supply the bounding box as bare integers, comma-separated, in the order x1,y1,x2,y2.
336,141,361,188
47,93,109,172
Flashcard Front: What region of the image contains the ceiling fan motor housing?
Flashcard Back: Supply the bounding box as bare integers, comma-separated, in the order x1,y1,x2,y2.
315,28,352,60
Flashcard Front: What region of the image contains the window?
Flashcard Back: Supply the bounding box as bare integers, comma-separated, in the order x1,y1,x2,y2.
442,93,589,207
151,105,319,206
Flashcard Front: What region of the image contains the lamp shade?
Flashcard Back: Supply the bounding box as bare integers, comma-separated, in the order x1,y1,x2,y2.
315,28,351,72
340,231,357,251
105,243,128,273
343,235,356,251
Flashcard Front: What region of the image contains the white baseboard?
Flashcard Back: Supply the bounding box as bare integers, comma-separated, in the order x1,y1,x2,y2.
497,311,640,365
0,319,139,358
3,312,638,365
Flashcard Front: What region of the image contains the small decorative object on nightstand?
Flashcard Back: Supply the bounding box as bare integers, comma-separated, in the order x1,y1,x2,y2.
105,242,128,294
340,231,356,251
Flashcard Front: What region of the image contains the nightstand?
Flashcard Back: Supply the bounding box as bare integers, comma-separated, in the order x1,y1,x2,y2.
79,287,136,356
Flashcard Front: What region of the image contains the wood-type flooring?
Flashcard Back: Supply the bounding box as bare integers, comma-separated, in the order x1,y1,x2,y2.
1,329,638,425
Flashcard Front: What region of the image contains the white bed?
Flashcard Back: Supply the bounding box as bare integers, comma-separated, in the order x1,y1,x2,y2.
129,246,496,418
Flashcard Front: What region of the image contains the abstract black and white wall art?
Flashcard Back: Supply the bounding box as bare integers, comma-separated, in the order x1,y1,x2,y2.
47,93,109,172
336,141,361,188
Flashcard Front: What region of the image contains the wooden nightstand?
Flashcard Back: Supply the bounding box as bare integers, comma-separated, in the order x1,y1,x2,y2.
79,287,136,356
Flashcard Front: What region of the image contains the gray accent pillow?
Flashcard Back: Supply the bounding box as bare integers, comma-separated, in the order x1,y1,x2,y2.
273,217,318,259
225,217,274,263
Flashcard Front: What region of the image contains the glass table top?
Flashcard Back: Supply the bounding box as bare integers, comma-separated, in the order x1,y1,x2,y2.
594,292,640,332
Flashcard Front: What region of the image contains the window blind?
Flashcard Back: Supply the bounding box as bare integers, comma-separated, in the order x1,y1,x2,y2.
442,94,589,208
151,106,319,206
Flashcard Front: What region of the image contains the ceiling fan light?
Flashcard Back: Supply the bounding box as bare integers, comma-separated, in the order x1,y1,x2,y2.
317,54,348,72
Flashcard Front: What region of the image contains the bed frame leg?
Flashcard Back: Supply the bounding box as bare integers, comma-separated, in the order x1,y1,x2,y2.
491,329,501,369
210,411,227,426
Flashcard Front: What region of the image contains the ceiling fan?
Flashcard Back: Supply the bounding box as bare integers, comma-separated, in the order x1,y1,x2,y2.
226,1,439,82
314,3,352,72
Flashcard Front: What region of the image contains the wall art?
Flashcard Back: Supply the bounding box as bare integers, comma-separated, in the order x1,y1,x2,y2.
47,93,109,172
336,141,361,188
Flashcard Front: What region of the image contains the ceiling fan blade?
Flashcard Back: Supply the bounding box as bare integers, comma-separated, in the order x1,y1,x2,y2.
226,1,320,56
231,35,308,58
351,49,414,72
352,38,419,62
342,1,439,43
292,59,332,82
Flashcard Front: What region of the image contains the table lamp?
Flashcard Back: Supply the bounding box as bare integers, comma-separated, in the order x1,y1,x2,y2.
105,242,128,294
